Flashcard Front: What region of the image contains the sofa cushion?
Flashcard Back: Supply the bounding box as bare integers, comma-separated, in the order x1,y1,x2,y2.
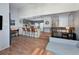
46,42,79,55
49,37,78,46
46,37,79,55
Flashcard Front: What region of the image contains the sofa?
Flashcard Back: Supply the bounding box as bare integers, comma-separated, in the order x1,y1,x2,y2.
46,37,79,55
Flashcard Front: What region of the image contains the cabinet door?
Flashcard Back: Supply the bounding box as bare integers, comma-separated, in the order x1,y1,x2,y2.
68,13,74,27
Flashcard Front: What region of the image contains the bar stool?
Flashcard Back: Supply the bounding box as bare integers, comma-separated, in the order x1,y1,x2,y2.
22,28,26,35
30,26,35,38
27,28,31,37
34,28,38,38
32,28,37,38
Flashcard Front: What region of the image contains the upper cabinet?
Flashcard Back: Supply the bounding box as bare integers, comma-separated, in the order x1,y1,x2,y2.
68,12,74,27
51,12,75,27
52,15,59,27
59,13,69,27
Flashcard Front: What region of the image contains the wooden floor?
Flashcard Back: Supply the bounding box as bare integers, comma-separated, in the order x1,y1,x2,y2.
0,32,54,55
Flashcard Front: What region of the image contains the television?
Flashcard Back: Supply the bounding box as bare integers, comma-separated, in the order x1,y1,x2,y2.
0,15,2,30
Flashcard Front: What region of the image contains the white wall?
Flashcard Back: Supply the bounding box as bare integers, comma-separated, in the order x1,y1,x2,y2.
43,16,52,32
31,16,52,32
10,7,19,29
0,3,9,51
44,16,52,27
10,6,24,35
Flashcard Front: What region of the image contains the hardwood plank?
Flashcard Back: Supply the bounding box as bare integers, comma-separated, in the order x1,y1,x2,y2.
0,32,54,55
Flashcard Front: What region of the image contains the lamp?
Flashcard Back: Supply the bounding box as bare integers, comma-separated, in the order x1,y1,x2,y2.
66,27,69,33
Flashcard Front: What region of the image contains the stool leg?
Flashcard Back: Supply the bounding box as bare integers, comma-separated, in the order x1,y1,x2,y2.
23,31,24,36
29,32,30,37
25,31,26,36
34,32,35,38
28,31,30,38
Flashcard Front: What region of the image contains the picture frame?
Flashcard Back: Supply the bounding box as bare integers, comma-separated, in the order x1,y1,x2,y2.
10,20,15,25
45,21,49,25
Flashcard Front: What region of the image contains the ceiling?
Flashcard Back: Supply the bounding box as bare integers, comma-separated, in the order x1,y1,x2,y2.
10,3,79,19
10,3,79,10
10,3,45,9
